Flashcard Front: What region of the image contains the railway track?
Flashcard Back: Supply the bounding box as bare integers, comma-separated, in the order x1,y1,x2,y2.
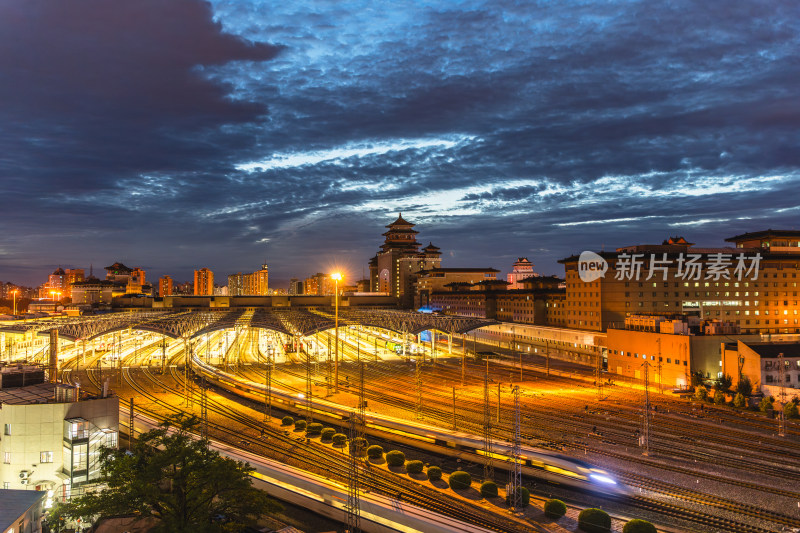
93,347,536,533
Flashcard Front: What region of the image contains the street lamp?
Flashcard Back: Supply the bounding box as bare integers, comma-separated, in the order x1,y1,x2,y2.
11,290,18,316
331,272,342,393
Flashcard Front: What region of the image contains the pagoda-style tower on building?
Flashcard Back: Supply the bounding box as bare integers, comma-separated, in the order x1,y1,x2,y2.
369,214,441,307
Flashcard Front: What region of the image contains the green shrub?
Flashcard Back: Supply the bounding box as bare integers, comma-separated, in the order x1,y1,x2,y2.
737,375,753,396
427,466,442,481
320,428,336,441
733,392,746,408
506,486,530,508
544,498,567,519
406,460,424,474
713,390,725,405
281,416,293,426
784,401,799,419
622,518,657,533
578,508,611,533
351,437,368,455
367,445,384,459
294,419,307,431
759,396,774,413
306,422,323,435
448,470,472,490
386,450,406,467
715,373,732,392
694,385,708,402
332,433,347,446
479,480,498,498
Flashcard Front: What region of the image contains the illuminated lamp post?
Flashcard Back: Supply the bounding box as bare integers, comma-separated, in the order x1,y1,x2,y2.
331,272,342,393
11,290,18,316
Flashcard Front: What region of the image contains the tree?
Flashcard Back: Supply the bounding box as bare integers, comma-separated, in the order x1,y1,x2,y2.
733,392,746,408
715,373,732,392
785,402,799,419
713,390,725,405
759,396,774,413
694,385,708,402
737,375,753,396
690,371,705,388
57,415,281,533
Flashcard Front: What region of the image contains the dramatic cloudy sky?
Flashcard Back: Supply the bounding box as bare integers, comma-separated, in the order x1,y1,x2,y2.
2,0,799,287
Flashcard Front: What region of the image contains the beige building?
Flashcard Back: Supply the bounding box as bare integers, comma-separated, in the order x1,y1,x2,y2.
416,267,499,308
722,341,800,397
560,231,800,334
507,257,538,289
0,377,119,503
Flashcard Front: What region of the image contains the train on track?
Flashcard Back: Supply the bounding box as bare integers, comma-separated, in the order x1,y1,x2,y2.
191,355,629,497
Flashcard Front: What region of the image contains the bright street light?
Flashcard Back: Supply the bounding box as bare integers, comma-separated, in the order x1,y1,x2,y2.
332,272,342,393
11,290,18,315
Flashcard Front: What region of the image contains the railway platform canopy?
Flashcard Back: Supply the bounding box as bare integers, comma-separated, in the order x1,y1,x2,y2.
0,308,497,342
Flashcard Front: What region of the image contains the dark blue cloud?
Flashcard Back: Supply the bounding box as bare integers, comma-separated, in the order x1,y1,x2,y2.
1,0,799,287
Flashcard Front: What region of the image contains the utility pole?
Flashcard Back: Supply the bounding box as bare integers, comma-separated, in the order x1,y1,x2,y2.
508,385,522,512
596,353,603,400
265,347,272,421
346,360,366,533
497,382,501,424
483,356,494,481
415,354,423,420
641,361,651,456
778,352,786,437
545,339,550,377
306,340,313,423
452,387,457,430
128,398,135,450
201,372,208,439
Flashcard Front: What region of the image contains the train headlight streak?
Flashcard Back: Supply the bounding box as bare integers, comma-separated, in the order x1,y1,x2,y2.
589,474,617,485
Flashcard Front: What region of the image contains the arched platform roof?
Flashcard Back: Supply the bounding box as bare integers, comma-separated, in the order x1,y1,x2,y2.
8,308,497,343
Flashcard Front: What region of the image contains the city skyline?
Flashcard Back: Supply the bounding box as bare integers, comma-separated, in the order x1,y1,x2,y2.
2,0,799,287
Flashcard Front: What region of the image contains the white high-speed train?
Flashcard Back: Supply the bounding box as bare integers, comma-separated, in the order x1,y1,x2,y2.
191,355,629,497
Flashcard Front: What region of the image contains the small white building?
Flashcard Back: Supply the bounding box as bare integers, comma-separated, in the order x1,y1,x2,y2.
0,375,119,505
0,489,46,533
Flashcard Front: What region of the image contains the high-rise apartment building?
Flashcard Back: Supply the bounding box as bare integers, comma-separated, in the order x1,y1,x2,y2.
194,268,214,296
158,275,173,297
227,264,269,296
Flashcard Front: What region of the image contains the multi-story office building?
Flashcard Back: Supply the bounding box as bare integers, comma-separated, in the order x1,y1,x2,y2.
158,275,173,297
194,268,214,296
368,214,442,307
559,230,800,335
